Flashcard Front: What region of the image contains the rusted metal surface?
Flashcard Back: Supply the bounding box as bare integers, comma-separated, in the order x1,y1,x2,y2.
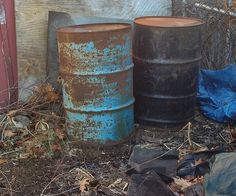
133,16,204,128
57,23,134,144
16,0,171,100
0,0,17,109
47,11,131,91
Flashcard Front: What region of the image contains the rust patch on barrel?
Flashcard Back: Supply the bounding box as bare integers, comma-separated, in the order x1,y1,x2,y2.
71,78,101,104
58,33,131,75
57,25,131,51
63,76,103,107
106,70,131,95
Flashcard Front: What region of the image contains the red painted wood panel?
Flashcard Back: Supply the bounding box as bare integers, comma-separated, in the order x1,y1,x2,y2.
0,0,17,109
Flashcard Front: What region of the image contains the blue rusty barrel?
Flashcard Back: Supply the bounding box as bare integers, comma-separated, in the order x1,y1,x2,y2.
57,23,134,145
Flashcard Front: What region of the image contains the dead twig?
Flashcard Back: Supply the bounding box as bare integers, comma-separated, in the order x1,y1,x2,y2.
179,122,193,147
219,132,230,144
1,117,8,141
75,168,94,179
187,122,193,147
163,143,171,150
40,167,94,196
192,141,204,148
177,139,188,150
138,149,175,168
0,170,12,196
41,187,79,196
0,188,20,193
0,149,21,157
40,170,77,196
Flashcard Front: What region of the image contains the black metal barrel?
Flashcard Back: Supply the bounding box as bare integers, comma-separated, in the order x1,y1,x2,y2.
133,16,204,128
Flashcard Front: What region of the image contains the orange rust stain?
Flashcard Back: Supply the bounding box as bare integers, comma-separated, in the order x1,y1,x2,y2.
59,38,130,75
135,17,203,27
58,28,130,51
63,77,103,107
58,24,130,33
72,78,100,100
106,70,130,95
59,43,75,74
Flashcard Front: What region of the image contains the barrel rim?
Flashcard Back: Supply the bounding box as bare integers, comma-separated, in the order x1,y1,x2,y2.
57,22,131,34
134,16,204,28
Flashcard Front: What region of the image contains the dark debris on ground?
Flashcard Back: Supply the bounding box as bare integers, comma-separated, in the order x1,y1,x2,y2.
0,84,234,195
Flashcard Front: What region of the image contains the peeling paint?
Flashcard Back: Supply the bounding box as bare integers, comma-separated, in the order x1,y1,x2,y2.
57,23,134,144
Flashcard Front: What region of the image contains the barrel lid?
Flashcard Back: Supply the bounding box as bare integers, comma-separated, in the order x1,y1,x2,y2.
57,23,131,33
134,16,204,28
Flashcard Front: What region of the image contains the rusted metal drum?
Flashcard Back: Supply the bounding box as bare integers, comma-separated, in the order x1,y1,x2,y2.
133,16,204,128
57,23,134,144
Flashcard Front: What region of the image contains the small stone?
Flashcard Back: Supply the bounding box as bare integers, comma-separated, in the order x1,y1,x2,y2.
12,115,30,128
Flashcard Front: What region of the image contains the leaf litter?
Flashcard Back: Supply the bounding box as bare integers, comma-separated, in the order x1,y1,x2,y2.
0,83,234,195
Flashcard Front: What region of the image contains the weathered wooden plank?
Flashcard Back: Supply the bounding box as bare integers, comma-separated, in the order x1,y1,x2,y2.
15,0,171,99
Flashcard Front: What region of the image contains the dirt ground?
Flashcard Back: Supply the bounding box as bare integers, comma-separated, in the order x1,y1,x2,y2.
0,139,132,196
0,112,232,196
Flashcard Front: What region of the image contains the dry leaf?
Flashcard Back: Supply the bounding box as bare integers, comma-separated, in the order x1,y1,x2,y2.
29,146,45,157
36,84,60,102
19,153,31,159
22,133,48,156
54,128,66,140
29,84,60,103
173,177,193,191
35,121,49,131
192,176,204,184
195,158,205,166
4,130,17,138
46,91,60,102
7,110,17,117
51,144,62,152
36,84,54,94
0,159,8,165
79,178,90,192
75,168,94,192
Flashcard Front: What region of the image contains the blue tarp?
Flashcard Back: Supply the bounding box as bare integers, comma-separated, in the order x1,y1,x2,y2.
198,64,236,123
204,153,236,196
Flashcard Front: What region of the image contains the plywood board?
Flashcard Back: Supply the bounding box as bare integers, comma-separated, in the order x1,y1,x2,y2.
15,0,171,99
